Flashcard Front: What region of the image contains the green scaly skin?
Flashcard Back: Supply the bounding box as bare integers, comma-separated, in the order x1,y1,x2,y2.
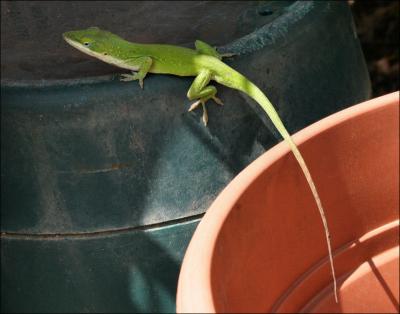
63,27,338,302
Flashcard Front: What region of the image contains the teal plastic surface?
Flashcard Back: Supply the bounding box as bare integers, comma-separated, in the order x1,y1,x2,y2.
1,1,370,312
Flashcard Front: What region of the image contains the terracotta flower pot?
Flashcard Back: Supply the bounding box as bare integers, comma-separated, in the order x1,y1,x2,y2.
176,92,399,313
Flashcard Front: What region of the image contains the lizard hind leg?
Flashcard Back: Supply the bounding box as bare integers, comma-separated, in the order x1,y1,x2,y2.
187,70,224,126
195,40,236,60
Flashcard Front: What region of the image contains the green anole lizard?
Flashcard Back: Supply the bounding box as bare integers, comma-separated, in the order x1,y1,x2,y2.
63,27,338,302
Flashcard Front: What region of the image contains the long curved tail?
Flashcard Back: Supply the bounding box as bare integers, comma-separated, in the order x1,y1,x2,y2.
231,76,338,302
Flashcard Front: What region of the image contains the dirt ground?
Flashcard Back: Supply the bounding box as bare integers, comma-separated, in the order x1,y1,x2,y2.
350,0,399,97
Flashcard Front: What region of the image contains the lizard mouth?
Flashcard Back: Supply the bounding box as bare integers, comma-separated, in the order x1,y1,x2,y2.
62,35,139,71
63,35,91,54
62,35,106,63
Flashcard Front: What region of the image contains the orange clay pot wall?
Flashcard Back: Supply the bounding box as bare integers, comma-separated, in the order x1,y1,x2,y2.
177,92,399,313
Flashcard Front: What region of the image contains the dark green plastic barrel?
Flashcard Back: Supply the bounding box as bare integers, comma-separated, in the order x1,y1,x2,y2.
1,1,370,312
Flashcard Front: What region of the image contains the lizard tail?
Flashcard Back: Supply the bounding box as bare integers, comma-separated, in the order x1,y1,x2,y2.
235,78,339,303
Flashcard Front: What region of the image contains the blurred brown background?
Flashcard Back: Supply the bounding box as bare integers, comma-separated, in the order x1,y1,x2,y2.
350,0,399,97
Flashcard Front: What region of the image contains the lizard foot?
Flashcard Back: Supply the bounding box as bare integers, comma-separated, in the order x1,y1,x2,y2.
188,100,208,125
120,74,144,89
188,97,223,126
212,96,224,106
220,52,237,58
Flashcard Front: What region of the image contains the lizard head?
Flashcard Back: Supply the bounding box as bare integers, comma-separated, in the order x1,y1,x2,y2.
62,27,131,64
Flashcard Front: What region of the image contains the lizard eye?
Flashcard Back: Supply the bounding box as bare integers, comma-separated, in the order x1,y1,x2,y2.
84,42,90,46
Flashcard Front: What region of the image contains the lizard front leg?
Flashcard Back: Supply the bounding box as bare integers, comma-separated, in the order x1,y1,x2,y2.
120,56,152,89
187,69,223,126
